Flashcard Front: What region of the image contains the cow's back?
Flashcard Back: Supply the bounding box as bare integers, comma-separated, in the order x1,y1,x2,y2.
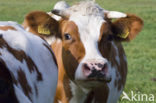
0,21,58,103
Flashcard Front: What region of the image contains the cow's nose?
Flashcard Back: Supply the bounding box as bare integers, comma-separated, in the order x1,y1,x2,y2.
82,62,107,76
82,62,111,82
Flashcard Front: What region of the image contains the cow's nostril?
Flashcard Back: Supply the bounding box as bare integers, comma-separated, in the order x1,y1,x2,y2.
97,63,103,68
83,63,90,71
82,63,92,77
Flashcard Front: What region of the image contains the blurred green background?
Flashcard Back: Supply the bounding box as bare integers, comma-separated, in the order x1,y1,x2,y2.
0,0,155,102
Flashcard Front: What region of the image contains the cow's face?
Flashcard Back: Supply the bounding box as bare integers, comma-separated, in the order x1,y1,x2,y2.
59,15,113,87
23,1,143,89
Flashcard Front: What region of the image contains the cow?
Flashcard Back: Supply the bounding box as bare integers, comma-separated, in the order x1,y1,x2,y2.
22,1,143,103
0,21,58,103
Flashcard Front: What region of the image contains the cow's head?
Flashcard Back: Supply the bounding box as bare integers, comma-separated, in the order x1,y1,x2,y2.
23,1,143,89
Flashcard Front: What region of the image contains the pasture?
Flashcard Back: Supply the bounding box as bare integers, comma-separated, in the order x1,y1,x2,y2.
0,0,155,102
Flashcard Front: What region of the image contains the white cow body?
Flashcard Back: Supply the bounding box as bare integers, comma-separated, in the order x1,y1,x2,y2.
0,21,58,103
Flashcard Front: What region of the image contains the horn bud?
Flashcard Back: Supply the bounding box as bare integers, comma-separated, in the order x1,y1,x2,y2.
105,11,127,19
51,9,69,19
54,1,69,10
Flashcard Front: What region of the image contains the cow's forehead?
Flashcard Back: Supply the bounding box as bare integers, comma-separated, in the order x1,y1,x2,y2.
65,1,107,39
69,15,105,40
66,1,105,17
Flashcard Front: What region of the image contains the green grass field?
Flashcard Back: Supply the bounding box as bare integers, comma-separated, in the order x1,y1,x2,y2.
0,0,155,102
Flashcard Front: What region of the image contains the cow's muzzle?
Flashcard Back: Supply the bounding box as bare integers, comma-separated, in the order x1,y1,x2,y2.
82,62,111,82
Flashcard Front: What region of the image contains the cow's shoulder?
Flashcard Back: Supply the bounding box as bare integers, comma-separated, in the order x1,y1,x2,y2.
0,21,58,103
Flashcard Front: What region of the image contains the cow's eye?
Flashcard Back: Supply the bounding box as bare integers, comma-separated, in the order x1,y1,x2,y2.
64,33,71,40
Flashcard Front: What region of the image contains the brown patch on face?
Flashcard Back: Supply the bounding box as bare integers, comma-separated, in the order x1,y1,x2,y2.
17,69,32,101
0,35,43,81
98,22,127,91
98,23,113,60
99,22,112,42
62,48,79,80
0,59,19,103
60,20,85,80
0,26,17,31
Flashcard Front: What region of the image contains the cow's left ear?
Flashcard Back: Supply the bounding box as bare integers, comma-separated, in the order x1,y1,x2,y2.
22,11,61,38
111,14,144,42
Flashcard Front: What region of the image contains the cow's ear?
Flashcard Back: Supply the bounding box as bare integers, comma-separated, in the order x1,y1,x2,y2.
111,14,143,42
23,11,61,38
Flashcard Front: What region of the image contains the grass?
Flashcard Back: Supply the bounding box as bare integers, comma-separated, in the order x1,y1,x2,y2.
0,0,155,102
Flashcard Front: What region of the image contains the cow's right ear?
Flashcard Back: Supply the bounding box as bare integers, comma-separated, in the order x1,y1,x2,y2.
111,14,144,42
22,11,61,38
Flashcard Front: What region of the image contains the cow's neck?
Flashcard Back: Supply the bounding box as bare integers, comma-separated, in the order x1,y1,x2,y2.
68,80,91,103
67,79,109,103
51,40,65,81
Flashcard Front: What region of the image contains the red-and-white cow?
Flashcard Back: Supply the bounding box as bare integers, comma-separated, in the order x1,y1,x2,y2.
22,1,143,103
0,21,58,103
